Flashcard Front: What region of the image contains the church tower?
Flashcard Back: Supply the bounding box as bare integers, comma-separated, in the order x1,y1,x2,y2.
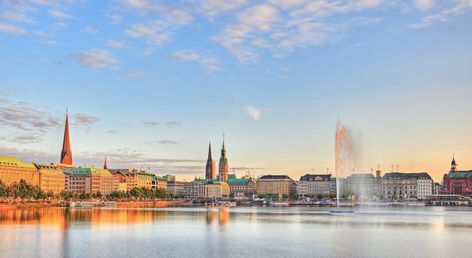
451,154,458,172
218,136,229,182
104,157,108,169
205,142,216,180
60,111,73,165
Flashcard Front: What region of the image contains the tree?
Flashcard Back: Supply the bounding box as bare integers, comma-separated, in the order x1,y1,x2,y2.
317,194,324,200
0,180,6,198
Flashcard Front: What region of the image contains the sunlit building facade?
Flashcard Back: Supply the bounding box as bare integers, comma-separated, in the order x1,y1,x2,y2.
0,156,39,187
65,167,114,194
35,164,66,194
256,175,296,196
382,172,432,200
298,174,336,196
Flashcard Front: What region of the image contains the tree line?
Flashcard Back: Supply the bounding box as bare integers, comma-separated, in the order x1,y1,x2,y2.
0,180,169,201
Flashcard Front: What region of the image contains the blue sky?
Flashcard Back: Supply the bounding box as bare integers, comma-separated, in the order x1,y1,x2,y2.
0,0,471,181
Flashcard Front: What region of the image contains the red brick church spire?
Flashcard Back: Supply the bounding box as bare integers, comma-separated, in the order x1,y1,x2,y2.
60,110,73,165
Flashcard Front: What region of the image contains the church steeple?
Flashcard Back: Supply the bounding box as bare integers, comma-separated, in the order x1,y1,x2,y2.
205,142,215,180
218,134,229,182
60,110,73,165
104,157,108,169
451,154,457,172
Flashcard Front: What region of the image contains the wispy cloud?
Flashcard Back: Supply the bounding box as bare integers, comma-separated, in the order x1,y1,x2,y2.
171,50,220,72
82,25,99,34
409,0,472,28
0,11,36,23
49,9,74,20
73,49,120,68
166,121,182,127
73,113,99,126
107,39,126,48
125,21,172,46
142,121,160,126
0,102,60,132
0,23,27,36
245,106,263,121
156,140,178,145
118,70,149,79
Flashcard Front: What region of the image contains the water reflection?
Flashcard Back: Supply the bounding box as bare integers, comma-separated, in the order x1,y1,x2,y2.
206,208,230,225
0,207,472,258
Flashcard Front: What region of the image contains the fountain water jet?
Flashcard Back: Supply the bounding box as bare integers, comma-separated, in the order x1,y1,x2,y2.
332,121,361,213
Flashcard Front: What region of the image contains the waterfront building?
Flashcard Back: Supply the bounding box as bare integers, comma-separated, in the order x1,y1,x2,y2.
110,169,137,190
345,173,380,200
256,175,296,197
227,174,256,198
382,172,432,200
151,176,167,190
297,174,336,197
197,181,230,199
443,157,472,196
65,167,114,194
167,181,186,197
134,172,154,189
162,175,176,182
60,111,73,166
184,179,205,198
205,142,216,180
0,156,39,187
35,164,65,194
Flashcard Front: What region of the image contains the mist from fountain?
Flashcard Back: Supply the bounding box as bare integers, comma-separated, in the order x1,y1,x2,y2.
335,121,361,208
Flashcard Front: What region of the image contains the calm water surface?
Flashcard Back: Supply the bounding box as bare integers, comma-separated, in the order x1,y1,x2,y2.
0,206,471,258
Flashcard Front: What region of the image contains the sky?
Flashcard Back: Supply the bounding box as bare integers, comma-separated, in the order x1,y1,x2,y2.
0,0,471,182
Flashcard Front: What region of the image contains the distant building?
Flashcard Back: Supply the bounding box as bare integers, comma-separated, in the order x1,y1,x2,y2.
443,156,472,196
256,175,296,197
382,172,432,200
198,181,230,199
162,175,176,182
151,176,167,190
167,181,186,197
65,167,114,194
205,143,216,180
35,164,65,194
0,156,39,187
184,179,205,199
297,174,336,197
227,174,256,198
345,173,380,200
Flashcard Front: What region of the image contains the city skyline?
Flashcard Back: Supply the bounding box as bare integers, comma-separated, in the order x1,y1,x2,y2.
1,1,472,181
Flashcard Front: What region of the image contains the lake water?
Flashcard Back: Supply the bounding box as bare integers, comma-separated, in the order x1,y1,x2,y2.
0,206,471,258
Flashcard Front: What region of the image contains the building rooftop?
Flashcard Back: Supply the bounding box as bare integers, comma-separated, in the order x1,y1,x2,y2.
259,175,293,180
227,174,254,185
383,172,432,180
68,167,112,176
0,156,36,169
347,173,376,179
444,171,472,179
299,174,332,182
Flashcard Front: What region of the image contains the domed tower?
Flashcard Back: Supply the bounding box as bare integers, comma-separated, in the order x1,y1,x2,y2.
451,154,458,172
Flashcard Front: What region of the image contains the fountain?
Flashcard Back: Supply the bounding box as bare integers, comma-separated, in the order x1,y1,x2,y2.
331,121,360,214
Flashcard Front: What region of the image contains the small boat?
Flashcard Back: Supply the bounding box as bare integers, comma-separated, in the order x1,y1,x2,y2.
330,209,354,214
269,201,289,207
